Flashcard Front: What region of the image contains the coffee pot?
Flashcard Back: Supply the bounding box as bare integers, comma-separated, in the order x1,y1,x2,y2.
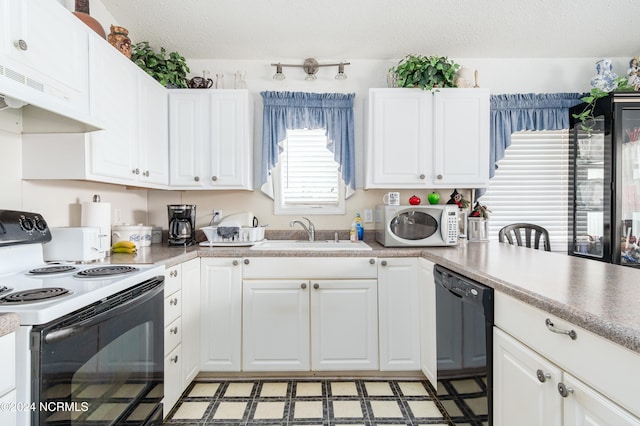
167,204,196,246
187,71,214,89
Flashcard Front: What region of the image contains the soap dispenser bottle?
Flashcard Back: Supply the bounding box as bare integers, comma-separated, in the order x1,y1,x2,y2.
355,213,364,241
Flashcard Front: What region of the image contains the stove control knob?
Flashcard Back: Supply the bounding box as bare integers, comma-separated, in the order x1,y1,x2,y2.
35,217,47,232
19,216,34,231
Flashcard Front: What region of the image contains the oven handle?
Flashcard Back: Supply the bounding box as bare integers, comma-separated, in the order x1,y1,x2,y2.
43,278,164,345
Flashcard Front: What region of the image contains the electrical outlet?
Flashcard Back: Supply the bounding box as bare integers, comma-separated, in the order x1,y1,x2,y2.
213,210,222,223
364,209,374,223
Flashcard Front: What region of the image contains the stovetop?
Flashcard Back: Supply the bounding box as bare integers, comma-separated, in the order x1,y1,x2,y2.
0,244,164,326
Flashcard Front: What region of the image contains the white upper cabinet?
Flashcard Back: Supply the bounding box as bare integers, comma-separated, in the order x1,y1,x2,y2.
365,88,490,189
168,89,252,190
0,0,90,118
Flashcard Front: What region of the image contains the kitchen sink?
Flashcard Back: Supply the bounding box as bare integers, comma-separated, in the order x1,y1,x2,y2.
251,240,372,251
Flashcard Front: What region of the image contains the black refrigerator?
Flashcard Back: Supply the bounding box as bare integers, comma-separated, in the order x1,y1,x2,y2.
569,92,640,266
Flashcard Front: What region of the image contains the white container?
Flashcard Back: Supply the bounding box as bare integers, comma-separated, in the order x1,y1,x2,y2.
151,226,162,244
139,226,152,247
111,225,142,245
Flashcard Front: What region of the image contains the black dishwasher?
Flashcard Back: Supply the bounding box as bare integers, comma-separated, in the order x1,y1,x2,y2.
434,264,493,425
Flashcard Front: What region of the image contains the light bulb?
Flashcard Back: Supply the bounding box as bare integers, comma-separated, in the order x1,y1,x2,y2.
335,63,347,80
272,64,285,80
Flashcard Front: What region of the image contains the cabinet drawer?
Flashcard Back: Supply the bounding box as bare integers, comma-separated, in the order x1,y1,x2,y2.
164,290,182,326
242,257,378,279
164,317,182,354
0,333,15,396
165,265,181,295
163,344,182,417
495,293,640,418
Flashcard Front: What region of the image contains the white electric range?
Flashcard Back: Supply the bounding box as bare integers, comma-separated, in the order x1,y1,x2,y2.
0,210,166,425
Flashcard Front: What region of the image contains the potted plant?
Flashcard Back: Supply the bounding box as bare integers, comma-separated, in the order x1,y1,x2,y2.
389,54,460,90
131,41,190,88
572,76,633,135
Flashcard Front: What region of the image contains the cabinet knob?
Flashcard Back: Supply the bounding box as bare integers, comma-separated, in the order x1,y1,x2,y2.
244,259,250,265
437,174,443,180
419,174,426,180
14,39,28,51
132,168,140,175
170,298,178,306
369,258,375,264
381,260,387,266
536,369,551,383
170,326,178,334
170,270,178,278
194,176,200,182
143,170,150,177
313,283,320,289
170,355,179,363
557,382,573,398
301,283,307,289
211,176,218,181
232,260,239,266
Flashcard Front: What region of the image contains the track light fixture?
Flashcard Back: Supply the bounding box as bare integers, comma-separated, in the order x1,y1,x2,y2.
271,58,350,80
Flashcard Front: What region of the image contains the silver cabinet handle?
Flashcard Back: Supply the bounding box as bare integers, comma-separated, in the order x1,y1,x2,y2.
313,283,319,289
536,369,551,383
301,283,307,289
132,168,140,175
380,260,387,266
557,382,573,398
232,260,239,266
437,174,443,180
194,176,200,182
170,355,179,363
244,259,250,265
14,39,28,51
170,326,178,334
369,258,375,264
143,170,149,177
169,270,178,278
419,174,425,180
170,298,178,306
545,319,577,340
211,176,218,181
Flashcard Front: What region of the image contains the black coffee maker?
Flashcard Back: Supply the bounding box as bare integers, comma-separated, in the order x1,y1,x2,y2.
167,204,196,246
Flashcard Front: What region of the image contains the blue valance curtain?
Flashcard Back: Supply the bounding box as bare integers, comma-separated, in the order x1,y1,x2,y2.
260,91,356,197
489,93,584,179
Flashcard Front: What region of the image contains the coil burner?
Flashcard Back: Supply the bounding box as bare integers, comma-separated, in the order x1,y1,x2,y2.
0,287,71,304
28,265,78,275
75,265,139,278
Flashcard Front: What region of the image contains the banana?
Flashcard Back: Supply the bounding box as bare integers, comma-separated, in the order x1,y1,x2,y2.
112,247,137,254
112,241,136,250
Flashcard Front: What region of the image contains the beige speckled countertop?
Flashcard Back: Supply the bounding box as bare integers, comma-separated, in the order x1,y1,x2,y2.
98,240,640,355
0,313,20,337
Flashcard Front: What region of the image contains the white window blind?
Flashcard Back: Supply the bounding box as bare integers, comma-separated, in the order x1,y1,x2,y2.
481,130,569,252
274,129,345,214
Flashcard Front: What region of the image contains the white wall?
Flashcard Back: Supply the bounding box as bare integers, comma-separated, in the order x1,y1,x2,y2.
1,2,632,230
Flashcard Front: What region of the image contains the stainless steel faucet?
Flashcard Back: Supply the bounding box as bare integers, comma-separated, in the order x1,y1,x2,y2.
290,217,315,241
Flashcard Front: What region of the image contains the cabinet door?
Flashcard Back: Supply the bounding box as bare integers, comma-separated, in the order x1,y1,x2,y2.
0,0,89,113
200,258,242,372
366,88,432,188
378,258,420,371
208,90,252,189
137,72,168,186
168,91,208,187
243,279,310,371
181,258,200,385
562,373,640,426
432,88,490,187
88,36,137,181
418,258,437,387
163,344,182,418
493,328,562,426
310,279,378,371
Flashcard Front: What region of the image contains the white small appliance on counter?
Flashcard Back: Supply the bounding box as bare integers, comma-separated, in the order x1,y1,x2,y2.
43,226,106,262
375,204,459,247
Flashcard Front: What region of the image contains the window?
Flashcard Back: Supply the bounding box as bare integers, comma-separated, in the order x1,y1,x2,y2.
481,130,569,252
273,129,345,215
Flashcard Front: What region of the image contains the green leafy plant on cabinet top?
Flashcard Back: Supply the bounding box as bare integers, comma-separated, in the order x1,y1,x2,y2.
131,42,190,88
390,54,460,90
572,76,634,135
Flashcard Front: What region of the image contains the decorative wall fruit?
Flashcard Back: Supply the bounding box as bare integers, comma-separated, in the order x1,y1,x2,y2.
427,192,440,204
409,195,421,205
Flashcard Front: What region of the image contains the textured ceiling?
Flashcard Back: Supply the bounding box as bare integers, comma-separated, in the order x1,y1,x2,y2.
100,0,639,61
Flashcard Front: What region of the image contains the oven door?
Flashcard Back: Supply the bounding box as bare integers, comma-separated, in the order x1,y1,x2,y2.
31,277,164,425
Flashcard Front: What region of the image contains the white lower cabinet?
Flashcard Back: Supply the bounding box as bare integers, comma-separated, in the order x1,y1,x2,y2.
377,257,420,371
418,258,437,387
200,258,242,371
163,258,200,417
241,257,378,372
494,293,640,425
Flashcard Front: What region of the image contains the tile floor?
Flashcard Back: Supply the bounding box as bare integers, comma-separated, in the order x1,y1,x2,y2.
163,377,488,426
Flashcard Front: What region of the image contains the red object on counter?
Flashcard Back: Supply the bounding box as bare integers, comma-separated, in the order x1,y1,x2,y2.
409,195,421,205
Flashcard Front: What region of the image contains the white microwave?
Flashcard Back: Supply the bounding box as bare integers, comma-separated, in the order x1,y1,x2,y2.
375,205,459,247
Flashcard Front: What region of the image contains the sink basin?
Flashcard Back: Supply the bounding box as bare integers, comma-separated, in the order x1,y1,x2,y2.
251,240,372,251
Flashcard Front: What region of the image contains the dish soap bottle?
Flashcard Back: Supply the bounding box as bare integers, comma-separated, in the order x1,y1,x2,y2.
349,219,357,242
355,213,364,241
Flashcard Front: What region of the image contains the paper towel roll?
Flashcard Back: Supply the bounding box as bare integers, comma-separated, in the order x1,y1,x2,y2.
81,202,111,248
